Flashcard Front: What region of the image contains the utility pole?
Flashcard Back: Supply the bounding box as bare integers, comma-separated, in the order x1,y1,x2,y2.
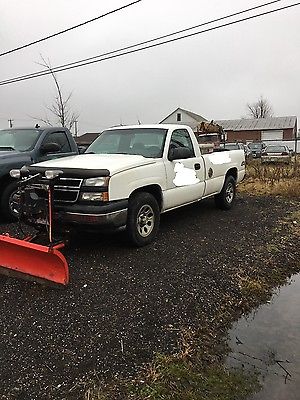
74,120,78,137
8,119,13,128
295,129,299,164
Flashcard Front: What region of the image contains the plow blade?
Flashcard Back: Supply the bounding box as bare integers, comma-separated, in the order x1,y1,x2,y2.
0,235,69,286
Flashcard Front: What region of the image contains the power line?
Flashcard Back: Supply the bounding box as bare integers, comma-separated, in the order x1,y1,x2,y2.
0,0,285,86
1,1,299,86
0,0,142,58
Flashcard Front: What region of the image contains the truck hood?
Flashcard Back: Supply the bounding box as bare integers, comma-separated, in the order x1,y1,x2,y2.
32,153,156,175
0,150,20,159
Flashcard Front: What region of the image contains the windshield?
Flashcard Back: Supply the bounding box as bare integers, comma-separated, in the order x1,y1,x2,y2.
197,134,220,144
248,142,263,150
266,146,286,153
0,129,42,151
224,143,240,150
86,128,168,158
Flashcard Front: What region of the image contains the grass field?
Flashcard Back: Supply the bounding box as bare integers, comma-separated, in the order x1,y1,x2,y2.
240,158,300,198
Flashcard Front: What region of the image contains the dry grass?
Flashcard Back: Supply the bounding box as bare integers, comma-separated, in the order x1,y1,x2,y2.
238,275,269,298
240,159,300,198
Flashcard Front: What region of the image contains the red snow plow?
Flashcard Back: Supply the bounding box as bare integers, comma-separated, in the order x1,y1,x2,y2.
0,168,69,286
0,235,68,285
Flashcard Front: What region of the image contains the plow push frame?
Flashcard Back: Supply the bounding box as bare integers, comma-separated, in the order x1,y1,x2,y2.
0,167,69,286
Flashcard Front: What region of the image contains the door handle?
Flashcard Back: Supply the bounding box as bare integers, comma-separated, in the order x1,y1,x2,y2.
194,163,201,170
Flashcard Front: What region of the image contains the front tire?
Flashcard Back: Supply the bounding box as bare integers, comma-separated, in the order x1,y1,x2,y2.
126,192,160,246
0,181,20,221
214,176,236,210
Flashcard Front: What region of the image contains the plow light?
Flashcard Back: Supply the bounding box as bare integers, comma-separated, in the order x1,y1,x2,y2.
45,170,63,180
10,166,31,179
10,169,21,179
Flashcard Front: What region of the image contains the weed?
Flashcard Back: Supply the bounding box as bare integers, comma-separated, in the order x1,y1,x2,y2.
240,160,300,198
239,276,269,299
130,356,260,400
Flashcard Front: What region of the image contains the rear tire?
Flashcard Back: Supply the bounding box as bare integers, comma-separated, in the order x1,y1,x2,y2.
126,192,160,246
214,176,236,210
0,181,20,222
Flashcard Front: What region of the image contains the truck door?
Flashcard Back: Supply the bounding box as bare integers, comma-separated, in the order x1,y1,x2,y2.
163,128,205,210
37,131,77,162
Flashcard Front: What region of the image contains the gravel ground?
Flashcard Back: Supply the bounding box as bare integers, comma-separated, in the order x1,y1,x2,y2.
0,194,299,399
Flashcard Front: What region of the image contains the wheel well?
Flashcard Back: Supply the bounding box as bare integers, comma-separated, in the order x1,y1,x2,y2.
225,168,238,182
130,185,163,210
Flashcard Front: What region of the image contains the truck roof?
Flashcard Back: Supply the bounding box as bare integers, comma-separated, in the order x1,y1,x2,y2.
0,126,69,132
105,124,192,131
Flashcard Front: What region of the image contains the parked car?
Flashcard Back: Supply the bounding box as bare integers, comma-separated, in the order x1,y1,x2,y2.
0,127,79,220
261,145,292,164
248,142,266,158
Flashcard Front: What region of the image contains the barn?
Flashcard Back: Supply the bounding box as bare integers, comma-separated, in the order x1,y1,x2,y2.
215,116,297,143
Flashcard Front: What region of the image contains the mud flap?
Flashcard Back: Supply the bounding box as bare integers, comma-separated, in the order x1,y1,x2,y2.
0,234,69,286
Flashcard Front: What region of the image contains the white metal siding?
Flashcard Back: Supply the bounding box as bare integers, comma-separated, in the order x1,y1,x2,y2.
261,130,283,141
161,111,202,129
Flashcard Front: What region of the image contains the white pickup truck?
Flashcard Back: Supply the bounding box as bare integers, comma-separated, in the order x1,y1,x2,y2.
24,124,245,246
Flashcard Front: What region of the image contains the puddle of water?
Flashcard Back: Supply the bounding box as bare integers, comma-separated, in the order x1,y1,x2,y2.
227,274,300,400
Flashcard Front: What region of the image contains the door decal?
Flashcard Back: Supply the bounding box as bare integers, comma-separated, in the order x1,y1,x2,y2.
208,152,231,164
173,162,200,187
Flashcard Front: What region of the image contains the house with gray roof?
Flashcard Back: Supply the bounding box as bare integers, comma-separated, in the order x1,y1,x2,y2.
215,116,297,143
160,108,297,144
160,107,207,131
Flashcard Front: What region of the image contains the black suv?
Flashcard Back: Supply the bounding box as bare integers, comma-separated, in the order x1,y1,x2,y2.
248,142,266,158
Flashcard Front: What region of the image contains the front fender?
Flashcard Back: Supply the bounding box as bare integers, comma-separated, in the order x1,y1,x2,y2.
109,163,166,201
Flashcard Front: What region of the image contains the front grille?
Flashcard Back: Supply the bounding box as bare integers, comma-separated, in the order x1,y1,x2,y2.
56,178,82,189
32,177,83,204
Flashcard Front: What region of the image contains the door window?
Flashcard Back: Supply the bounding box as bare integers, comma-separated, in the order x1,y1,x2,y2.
42,131,71,153
169,129,195,157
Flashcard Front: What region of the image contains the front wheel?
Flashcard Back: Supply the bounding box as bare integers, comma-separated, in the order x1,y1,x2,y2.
0,181,20,221
214,176,236,210
126,192,160,246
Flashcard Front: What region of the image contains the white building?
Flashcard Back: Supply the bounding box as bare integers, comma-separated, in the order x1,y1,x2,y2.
160,107,207,130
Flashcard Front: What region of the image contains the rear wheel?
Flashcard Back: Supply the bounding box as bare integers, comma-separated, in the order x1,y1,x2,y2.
0,181,20,221
214,176,236,210
126,192,160,246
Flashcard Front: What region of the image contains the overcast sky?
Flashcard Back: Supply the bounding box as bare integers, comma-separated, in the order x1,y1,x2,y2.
1,0,300,134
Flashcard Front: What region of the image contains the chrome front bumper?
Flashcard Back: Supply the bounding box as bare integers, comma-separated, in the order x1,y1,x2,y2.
60,208,128,227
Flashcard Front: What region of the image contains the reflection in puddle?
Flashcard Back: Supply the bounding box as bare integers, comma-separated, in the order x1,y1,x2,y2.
227,274,300,400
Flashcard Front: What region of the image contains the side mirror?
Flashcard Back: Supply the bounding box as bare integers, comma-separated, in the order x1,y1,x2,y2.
40,142,61,155
168,147,193,161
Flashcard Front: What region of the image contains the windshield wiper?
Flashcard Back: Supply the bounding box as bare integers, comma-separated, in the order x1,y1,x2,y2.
0,146,15,151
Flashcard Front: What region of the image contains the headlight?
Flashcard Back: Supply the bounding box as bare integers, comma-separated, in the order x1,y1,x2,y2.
83,177,109,187
80,192,109,202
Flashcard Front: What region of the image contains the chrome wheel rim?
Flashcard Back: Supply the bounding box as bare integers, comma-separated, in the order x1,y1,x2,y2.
137,204,155,237
9,191,20,217
225,183,234,203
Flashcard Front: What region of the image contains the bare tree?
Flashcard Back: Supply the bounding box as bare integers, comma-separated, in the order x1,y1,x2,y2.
247,96,273,119
35,56,79,131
